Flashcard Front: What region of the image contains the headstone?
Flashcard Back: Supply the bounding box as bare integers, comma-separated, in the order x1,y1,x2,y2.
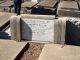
10,15,66,43
21,15,55,42
21,17,54,42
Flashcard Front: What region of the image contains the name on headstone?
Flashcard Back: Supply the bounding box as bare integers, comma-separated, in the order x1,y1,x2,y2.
21,18,54,42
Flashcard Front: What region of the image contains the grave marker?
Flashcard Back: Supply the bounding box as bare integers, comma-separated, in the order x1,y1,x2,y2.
21,18,54,42
10,15,66,43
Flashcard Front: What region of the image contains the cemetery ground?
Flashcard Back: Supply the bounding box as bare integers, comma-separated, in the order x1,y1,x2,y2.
0,0,80,60
20,42,44,60
0,39,44,60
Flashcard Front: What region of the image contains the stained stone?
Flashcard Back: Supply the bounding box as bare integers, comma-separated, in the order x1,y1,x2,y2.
22,2,38,8
10,15,66,43
57,1,80,17
0,1,13,7
0,1,13,12
65,17,80,45
0,39,28,60
38,44,80,60
37,0,58,8
0,12,14,28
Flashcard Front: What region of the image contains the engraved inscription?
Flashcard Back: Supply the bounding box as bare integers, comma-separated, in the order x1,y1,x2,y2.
21,18,54,42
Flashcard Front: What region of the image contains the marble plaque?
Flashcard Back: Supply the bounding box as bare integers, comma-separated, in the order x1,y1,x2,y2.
21,18,54,42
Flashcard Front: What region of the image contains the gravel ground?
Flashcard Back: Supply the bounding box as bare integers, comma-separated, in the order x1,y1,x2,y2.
20,42,44,60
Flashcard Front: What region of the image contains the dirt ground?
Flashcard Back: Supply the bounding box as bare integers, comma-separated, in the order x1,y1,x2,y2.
20,42,44,60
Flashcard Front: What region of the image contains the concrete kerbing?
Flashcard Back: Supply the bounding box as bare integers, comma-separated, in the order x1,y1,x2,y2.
57,1,80,17
38,44,80,60
54,17,67,44
10,15,21,41
0,39,28,60
59,17,67,44
0,12,14,31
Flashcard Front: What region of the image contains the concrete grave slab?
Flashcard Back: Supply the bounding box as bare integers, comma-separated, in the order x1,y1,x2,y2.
0,1,13,12
37,0,58,8
21,2,38,13
0,12,15,30
38,44,80,60
10,15,67,43
0,39,28,60
22,2,38,8
0,1,5,4
0,1,13,7
21,15,55,42
57,1,80,17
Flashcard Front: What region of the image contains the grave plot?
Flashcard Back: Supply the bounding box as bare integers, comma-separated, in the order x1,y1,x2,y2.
0,1,13,12
57,1,80,17
31,0,58,15
38,44,80,60
21,2,38,14
0,39,28,60
20,42,44,60
10,15,66,44
10,15,57,43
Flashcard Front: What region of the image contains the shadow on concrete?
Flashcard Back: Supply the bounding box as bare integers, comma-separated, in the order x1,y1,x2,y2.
31,7,56,15
0,31,10,39
65,20,80,46
14,43,30,60
21,20,32,41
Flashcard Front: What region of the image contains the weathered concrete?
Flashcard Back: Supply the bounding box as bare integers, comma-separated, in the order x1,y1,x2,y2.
10,15,67,44
0,1,13,7
0,1,4,4
57,1,80,17
22,2,38,8
0,12,14,29
0,1,13,12
37,0,58,8
0,39,28,60
38,44,80,60
21,2,38,13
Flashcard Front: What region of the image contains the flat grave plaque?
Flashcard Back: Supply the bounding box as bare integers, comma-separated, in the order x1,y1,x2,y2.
21,18,54,42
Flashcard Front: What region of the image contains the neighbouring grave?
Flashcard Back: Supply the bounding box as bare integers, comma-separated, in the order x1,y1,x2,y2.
38,44,80,60
57,1,80,17
10,15,80,45
0,1,13,12
0,12,14,31
10,15,66,43
0,39,28,60
65,17,80,45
